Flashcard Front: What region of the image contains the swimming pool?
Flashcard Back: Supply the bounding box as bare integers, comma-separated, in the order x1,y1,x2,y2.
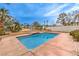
17,32,58,50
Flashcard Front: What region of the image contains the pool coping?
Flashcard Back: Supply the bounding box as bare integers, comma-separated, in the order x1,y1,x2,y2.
31,32,60,52
0,32,76,56
16,32,61,52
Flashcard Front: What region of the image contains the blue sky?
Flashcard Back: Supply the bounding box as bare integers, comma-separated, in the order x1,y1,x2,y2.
0,3,79,25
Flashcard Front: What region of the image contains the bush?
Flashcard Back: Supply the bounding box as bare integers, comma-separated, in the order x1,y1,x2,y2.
70,30,79,42
0,28,5,36
9,22,22,32
9,26,21,32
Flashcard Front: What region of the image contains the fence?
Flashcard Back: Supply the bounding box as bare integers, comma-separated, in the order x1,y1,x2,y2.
48,26,79,32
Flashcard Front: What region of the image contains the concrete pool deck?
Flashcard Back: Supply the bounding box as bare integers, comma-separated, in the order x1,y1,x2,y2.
0,33,79,56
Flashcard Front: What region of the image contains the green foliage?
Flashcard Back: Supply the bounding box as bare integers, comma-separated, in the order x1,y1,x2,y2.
25,24,30,28
9,22,22,32
22,23,30,28
0,8,22,35
0,8,8,22
56,13,67,26
70,30,79,42
32,21,42,30
56,12,79,26
0,28,5,35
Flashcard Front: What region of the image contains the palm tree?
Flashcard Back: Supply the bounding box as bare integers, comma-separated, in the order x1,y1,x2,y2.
4,16,15,31
0,8,8,22
0,8,8,35
0,8,9,28
0,8,22,35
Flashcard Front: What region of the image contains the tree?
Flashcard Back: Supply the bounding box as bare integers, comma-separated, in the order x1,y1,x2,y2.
74,14,79,25
32,21,42,30
9,22,22,32
0,8,8,23
56,13,68,26
0,8,9,35
4,16,15,31
0,20,5,35
0,8,22,35
22,23,30,28
25,24,30,28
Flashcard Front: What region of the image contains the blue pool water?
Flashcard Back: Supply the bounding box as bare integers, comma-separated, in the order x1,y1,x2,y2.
17,32,58,50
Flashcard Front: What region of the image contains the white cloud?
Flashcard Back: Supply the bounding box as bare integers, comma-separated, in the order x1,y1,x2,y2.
65,4,79,13
44,4,70,16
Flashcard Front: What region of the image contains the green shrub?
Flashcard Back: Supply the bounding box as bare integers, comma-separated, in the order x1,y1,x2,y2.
0,28,5,36
70,30,79,42
9,22,22,32
9,25,21,32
